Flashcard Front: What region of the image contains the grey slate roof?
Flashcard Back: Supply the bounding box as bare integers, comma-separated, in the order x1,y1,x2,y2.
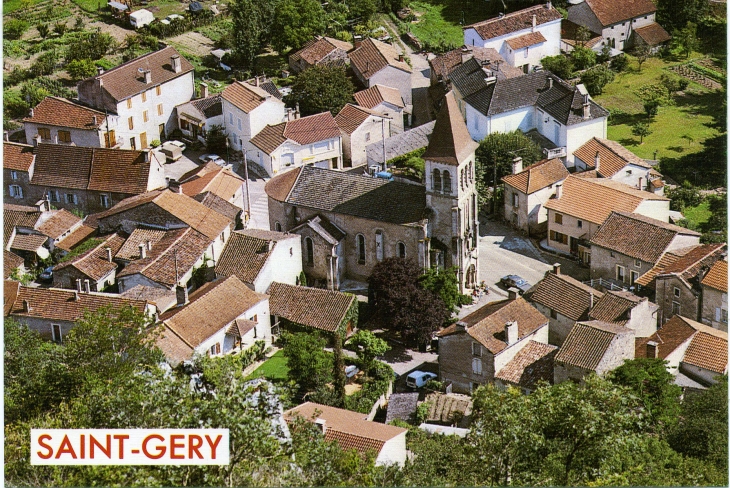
283,166,426,225
366,121,435,165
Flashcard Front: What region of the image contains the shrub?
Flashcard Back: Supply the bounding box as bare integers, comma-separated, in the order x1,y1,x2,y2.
4,19,29,40
644,100,660,118
580,64,614,95
572,46,597,70
36,23,50,39
66,59,97,81
610,53,629,72
4,67,30,87
150,139,161,148
53,21,67,37
541,55,574,80
30,51,57,77
635,82,672,105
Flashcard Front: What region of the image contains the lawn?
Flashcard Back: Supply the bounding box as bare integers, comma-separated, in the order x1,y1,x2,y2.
247,351,290,381
683,201,712,227
3,0,46,15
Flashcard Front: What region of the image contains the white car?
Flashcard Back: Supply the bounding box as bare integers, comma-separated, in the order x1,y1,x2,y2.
167,140,186,152
160,13,184,24
199,154,225,166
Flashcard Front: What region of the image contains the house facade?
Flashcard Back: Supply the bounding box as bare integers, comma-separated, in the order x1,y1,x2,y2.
77,46,195,149
335,104,391,167
4,142,35,204
700,260,728,331
353,84,406,134
349,38,413,105
221,80,287,154
288,36,353,73
24,96,118,148
174,86,223,144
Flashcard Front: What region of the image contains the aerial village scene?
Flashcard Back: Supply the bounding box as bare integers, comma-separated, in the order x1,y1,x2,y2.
2,0,728,484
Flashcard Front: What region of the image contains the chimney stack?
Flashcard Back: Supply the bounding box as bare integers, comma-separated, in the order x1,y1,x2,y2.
295,103,300,120
553,263,561,275
143,69,152,84
22,300,31,313
398,53,405,62
143,149,151,163
33,134,42,146
74,291,80,301
76,279,82,293
546,0,552,9
147,240,153,251
589,292,594,309
200,82,209,99
583,101,591,119
646,340,659,359
455,321,468,332
106,247,112,262
84,279,91,293
554,183,562,199
354,35,362,49
505,321,518,345
168,179,182,194
638,177,644,191
547,77,553,89
508,289,518,301
171,54,181,73
532,14,537,32
594,151,600,172
30,108,34,118
512,156,523,175
97,66,104,76
176,284,189,307
4,131,9,142
314,418,327,434
139,243,147,259
92,115,98,125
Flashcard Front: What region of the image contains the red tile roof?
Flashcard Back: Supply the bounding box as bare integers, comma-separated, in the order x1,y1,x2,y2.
634,22,671,46
583,0,656,27
683,326,728,374
354,84,405,109
466,4,562,40
180,163,244,201
495,340,557,388
56,224,97,252
528,271,603,321
656,244,726,289
4,251,25,278
269,282,356,333
335,104,382,135
55,233,125,281
505,31,547,50
573,137,651,178
221,81,276,113
24,96,106,130
215,231,283,285
284,111,341,144
10,233,48,252
349,38,411,79
36,209,82,240
502,158,569,194
290,36,353,66
555,320,631,370
249,123,287,154
430,46,521,81
635,315,696,359
561,20,603,49
422,92,479,166
589,290,646,326
3,142,35,171
264,167,301,202
701,260,728,293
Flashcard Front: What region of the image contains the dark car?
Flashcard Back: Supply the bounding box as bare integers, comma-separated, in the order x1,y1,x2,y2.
500,274,531,295
39,266,54,283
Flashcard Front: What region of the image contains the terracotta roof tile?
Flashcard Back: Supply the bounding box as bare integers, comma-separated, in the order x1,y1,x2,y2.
583,0,656,27
216,231,278,284
589,212,700,262
24,96,106,130
54,233,125,281
634,22,671,46
115,227,167,260
656,244,725,289
56,224,97,252
10,233,48,252
4,280,21,316
36,209,82,240
269,282,355,333
502,158,569,194
528,271,603,321
264,167,301,201
3,142,35,171
555,320,631,370
349,38,411,79
422,92,479,166
77,46,193,103
250,123,287,154
180,163,244,200
221,81,275,113
193,192,240,222
290,37,353,66
466,4,562,40
683,328,728,374
495,340,557,388
545,177,668,226
589,290,646,325
701,259,728,293
635,315,697,359
284,111,341,144
4,204,42,246
505,31,547,50
4,251,25,278
188,94,223,118
574,137,651,178
156,326,194,365
354,84,405,109
335,104,382,135
429,46,520,81
6,285,146,322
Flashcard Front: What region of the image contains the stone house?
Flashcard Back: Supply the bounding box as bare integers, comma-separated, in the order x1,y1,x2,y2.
178,162,245,212
174,85,223,144
588,290,659,337
4,281,152,343
566,0,670,53
335,103,392,167
589,211,702,287
527,263,603,345
77,46,195,149
353,84,406,134
285,402,408,466
438,294,550,394
4,142,35,204
463,3,563,73
23,96,117,148
700,259,728,331
52,233,125,292
349,38,413,105
553,320,635,384
216,229,302,293
26,143,166,215
502,157,569,236
448,62,608,166
288,36,353,73
429,46,521,85
265,92,480,292
4,202,84,262
545,178,671,260
494,340,558,393
221,80,286,154
249,112,342,176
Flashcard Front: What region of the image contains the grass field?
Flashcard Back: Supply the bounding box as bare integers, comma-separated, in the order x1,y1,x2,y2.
248,351,289,381
3,0,45,15
683,201,712,227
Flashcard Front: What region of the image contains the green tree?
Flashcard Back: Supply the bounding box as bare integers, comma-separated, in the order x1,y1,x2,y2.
610,53,629,72
575,25,591,47
571,45,597,70
348,330,390,375
660,72,690,97
348,0,378,23
401,428,482,485
229,0,276,69
608,358,682,431
36,22,50,39
271,0,326,53
671,22,700,59
205,123,228,155
580,64,615,95
282,331,334,395
657,0,709,33
634,43,652,71
4,19,29,40
665,183,704,211
541,55,574,80
420,266,467,314
285,64,355,116
65,59,97,81
632,121,653,143
30,50,57,77
643,99,660,118
66,31,117,62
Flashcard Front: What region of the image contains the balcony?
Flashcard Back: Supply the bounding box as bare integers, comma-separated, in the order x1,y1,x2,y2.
544,146,567,159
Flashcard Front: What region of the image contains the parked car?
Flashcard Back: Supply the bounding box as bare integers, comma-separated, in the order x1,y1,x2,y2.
167,140,186,151
406,371,437,389
160,13,184,24
199,154,225,165
39,266,54,283
500,274,532,295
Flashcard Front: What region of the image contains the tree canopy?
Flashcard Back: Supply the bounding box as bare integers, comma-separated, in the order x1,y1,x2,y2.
285,64,355,116
271,0,326,54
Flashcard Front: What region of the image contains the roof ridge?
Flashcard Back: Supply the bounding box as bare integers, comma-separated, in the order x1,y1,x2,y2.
94,45,177,78
285,166,306,202
163,323,196,349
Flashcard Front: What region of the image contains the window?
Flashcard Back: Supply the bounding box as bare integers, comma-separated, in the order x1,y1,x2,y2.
630,270,639,285
8,185,23,199
157,104,163,116
512,192,519,207
140,132,148,149
130,136,136,150
305,237,314,266
48,190,59,202
127,99,132,109
577,220,583,228
616,265,626,282
673,287,680,298
397,242,406,259
100,194,110,208
251,314,258,323
210,343,221,356
365,132,371,142
432,168,442,193
375,230,383,262
550,230,568,245
671,301,680,316
10,170,18,180
472,357,482,376
356,234,366,264
610,251,615,258
128,116,134,130
274,221,282,232
142,91,147,102
229,113,233,124
65,193,77,204
51,324,62,344
143,110,149,123
443,170,452,194
156,85,161,96
105,130,116,148
237,118,242,130
634,259,641,268
554,213,563,224
58,130,71,143
722,309,728,324
550,309,558,319
38,127,51,140
472,342,482,356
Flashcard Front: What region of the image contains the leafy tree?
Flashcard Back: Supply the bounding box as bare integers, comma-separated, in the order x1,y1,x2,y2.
271,0,326,53
665,183,704,211
660,72,690,97
348,330,390,375
30,50,57,77
348,0,379,23
4,19,29,40
285,64,355,116
205,123,228,155
643,99,660,118
702,193,727,243
632,121,653,143
580,64,615,95
66,31,117,62
571,45,597,70
229,0,276,69
36,22,50,39
671,22,700,59
635,82,672,106
634,43,652,71
608,358,682,431
420,266,468,314
540,55,574,80
298,270,308,286
65,59,97,81
657,0,709,33
610,53,629,72
20,81,51,109
575,25,591,47
282,331,334,395
401,428,482,485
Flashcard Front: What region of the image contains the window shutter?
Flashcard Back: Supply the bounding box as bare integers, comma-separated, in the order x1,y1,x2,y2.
8,185,15,197
716,308,722,321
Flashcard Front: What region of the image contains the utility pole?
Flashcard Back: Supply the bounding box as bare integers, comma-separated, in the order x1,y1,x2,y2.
381,116,387,171
243,148,251,227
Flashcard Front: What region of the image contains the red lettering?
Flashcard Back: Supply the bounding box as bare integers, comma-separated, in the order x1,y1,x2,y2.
80,434,85,459
205,434,222,460
170,434,185,459
142,434,166,459
55,435,77,459
90,434,111,459
188,435,204,459
113,434,129,460
36,434,53,460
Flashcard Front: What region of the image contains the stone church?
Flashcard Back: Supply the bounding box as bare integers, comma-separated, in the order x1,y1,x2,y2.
264,92,479,292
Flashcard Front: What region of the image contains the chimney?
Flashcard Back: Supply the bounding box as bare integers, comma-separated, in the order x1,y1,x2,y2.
547,77,553,89
54,134,59,144
554,183,562,199
22,300,31,313
168,179,182,193
268,240,275,252
646,340,659,359
138,243,147,259
638,177,644,191
505,321,518,346
398,53,405,62
508,289,518,301
74,291,80,301
354,35,362,49
176,284,189,307
295,103,300,120
4,131,9,142
512,156,523,175
532,14,537,32
589,292,594,309
594,151,600,172
30,108,34,118
553,263,561,275
84,279,91,293
106,246,112,262
583,101,591,119
286,108,293,122
147,240,153,251
455,321,468,332
143,149,151,163
36,198,50,212
143,69,152,84
76,279,82,293
546,0,552,9
200,82,209,99
171,54,181,73
97,66,104,76
314,418,327,434
33,134,41,147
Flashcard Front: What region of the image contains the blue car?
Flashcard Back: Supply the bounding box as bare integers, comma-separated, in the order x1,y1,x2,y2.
39,266,54,283
500,274,532,295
